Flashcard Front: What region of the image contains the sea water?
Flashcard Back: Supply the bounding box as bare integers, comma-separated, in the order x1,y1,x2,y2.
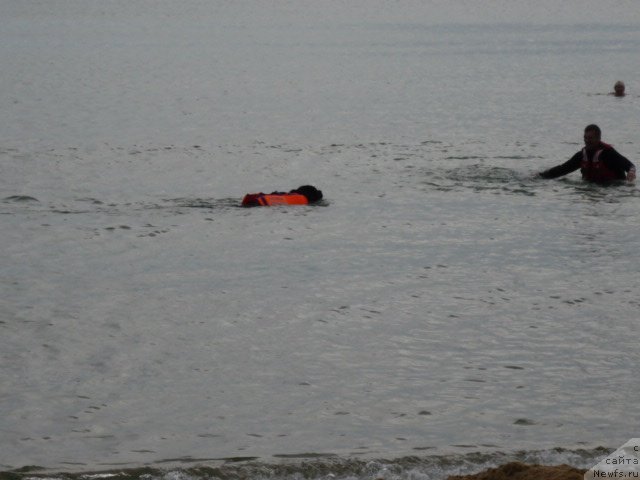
2,1,640,479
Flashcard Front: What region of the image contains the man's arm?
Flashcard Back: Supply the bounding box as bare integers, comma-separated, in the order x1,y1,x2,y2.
539,152,582,179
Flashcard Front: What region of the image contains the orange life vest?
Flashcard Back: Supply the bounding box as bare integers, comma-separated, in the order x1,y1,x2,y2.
241,192,309,207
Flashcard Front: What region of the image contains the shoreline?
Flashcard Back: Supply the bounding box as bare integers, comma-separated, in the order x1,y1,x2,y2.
0,463,591,480
0,453,606,480
448,462,587,479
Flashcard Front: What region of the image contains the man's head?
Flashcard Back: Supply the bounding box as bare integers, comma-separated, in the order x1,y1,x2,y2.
614,81,626,97
584,124,602,151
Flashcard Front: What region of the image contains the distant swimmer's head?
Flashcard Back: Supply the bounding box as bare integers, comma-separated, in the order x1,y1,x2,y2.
292,185,323,203
613,80,626,97
583,124,602,151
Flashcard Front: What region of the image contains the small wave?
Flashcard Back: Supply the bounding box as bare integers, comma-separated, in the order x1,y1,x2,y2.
547,178,640,202
3,195,39,203
0,447,612,480
170,198,244,210
445,165,523,184
422,164,537,196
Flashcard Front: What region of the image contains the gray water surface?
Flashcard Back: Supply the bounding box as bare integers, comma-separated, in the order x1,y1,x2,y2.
2,1,640,475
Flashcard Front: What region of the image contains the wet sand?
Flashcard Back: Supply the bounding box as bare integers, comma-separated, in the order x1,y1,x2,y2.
448,462,586,480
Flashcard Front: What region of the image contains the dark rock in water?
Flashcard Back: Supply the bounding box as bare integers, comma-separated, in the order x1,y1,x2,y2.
448,462,586,480
4,195,39,202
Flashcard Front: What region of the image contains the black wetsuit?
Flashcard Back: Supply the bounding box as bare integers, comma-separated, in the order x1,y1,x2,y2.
540,144,635,182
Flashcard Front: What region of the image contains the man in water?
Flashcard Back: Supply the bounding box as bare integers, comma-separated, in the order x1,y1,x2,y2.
538,124,636,183
612,80,626,97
